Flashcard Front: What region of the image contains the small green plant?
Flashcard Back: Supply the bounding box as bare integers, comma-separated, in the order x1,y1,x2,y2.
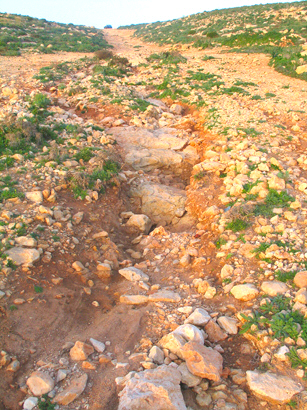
275,270,297,283
34,285,43,293
74,147,94,162
9,305,17,311
38,394,56,410
215,237,227,249
225,218,248,232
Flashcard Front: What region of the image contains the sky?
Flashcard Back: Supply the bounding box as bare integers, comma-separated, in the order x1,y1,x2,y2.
0,0,301,29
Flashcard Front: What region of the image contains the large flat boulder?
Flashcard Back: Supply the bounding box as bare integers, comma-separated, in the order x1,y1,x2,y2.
246,371,303,404
131,183,186,225
118,365,187,410
107,126,188,151
5,247,40,266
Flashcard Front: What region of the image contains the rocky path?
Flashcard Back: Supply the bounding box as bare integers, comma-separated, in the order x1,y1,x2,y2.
1,28,307,410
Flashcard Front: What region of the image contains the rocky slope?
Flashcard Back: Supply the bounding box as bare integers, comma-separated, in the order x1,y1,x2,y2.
0,26,307,410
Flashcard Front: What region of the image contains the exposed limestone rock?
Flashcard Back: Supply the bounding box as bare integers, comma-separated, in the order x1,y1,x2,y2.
294,271,307,288
204,320,227,343
149,290,181,303
26,371,55,396
231,284,259,301
120,295,149,304
184,308,211,326
15,236,37,247
159,333,186,359
261,281,288,296
119,266,149,282
126,214,152,234
149,346,164,365
53,374,88,405
181,341,223,382
173,324,205,344
70,341,94,361
118,365,187,410
217,316,238,334
5,247,40,266
178,362,202,387
131,182,186,225
246,371,303,404
25,191,43,203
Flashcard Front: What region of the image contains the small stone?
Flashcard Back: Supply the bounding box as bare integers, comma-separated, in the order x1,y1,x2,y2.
149,346,164,365
149,290,181,303
25,191,43,204
6,359,20,372
26,371,55,396
178,362,202,387
274,346,289,361
70,341,94,361
246,371,303,404
231,284,259,301
72,261,85,272
72,212,84,225
217,316,238,334
120,295,149,304
23,397,38,410
56,369,68,383
90,338,105,353
15,236,37,247
96,263,112,278
119,267,149,282
294,271,307,288
182,341,223,382
173,324,205,344
294,288,307,304
184,308,211,326
92,231,108,239
205,320,227,343
158,333,186,360
53,374,88,405
261,281,288,296
126,214,152,234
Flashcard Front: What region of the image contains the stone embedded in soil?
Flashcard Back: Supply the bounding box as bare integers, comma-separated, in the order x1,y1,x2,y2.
118,365,187,410
25,191,43,203
230,284,259,301
184,308,211,326
246,371,303,404
205,320,227,343
217,316,238,334
173,324,205,344
294,288,307,304
26,371,55,396
72,211,84,225
96,262,112,278
5,247,40,266
294,271,307,288
119,266,149,282
261,281,288,296
15,236,37,247
70,341,94,361
53,373,88,405
126,214,152,234
120,294,149,304
131,182,186,225
23,397,38,410
181,341,223,382
90,338,105,353
178,362,202,387
149,290,181,303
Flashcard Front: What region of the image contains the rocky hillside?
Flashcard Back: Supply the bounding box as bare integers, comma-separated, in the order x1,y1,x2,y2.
1,19,307,410
0,13,110,56
121,1,307,81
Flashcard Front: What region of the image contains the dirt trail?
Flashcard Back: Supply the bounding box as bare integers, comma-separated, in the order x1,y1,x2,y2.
1,28,307,410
